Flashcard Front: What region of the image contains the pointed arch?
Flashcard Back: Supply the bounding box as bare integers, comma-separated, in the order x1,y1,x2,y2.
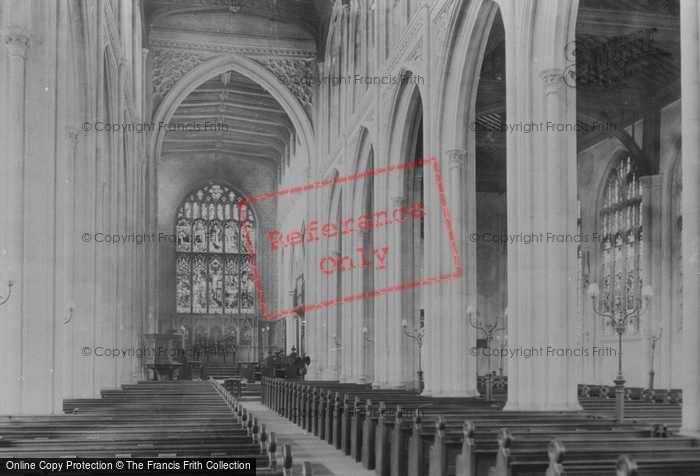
149,55,315,170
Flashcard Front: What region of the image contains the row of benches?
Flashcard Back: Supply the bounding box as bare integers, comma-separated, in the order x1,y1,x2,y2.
475,377,683,404
578,384,683,404
0,379,310,475
261,377,699,476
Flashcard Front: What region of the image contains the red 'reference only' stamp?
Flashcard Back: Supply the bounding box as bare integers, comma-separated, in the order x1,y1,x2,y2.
238,157,461,320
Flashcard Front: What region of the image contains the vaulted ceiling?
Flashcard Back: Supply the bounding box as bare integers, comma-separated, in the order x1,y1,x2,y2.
146,0,323,178
144,0,324,47
161,70,294,169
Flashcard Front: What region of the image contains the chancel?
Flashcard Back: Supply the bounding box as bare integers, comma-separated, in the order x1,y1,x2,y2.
0,0,699,474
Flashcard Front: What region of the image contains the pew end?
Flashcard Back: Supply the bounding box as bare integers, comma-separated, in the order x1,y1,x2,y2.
615,454,638,476
455,421,475,476
252,417,260,443
282,443,293,475
489,428,513,476
301,461,314,476
268,432,279,470
259,423,269,453
545,439,566,476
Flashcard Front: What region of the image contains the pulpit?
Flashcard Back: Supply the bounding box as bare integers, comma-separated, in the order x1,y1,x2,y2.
143,333,183,381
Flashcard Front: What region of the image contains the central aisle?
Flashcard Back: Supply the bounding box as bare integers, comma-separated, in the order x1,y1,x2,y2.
240,401,376,476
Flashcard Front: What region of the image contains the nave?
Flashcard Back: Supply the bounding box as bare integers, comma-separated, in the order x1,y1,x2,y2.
2,0,700,473
1,375,697,475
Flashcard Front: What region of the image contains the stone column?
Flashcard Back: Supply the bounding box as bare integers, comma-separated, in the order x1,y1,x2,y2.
372,231,389,388
444,150,479,396
62,129,79,399
502,67,581,411
495,0,581,412
287,290,296,352
328,251,341,380
371,227,387,388
140,48,149,122
680,0,700,437
339,193,354,382
387,196,408,389
2,28,30,414
641,175,663,385
356,230,369,383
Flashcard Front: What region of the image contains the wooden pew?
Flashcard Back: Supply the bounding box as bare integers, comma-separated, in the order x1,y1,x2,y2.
0,379,315,473
261,380,688,476
448,420,667,476
412,412,653,476
488,428,700,476
613,453,700,476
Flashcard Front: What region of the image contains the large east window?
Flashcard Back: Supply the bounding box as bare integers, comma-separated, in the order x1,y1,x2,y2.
175,183,256,315
599,156,643,335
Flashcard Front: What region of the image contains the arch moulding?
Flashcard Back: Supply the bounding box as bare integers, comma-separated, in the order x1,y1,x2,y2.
149,54,316,169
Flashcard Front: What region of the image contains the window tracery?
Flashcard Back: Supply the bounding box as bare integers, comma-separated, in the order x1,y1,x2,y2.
599,156,643,335
176,183,256,315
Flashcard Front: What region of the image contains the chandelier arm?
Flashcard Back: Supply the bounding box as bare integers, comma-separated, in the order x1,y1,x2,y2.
486,316,500,333
636,300,650,319
403,327,416,341
591,304,616,324
0,285,12,306
622,299,642,322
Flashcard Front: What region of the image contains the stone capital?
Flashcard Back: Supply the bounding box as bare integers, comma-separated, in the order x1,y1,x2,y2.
4,29,30,58
391,196,407,207
540,68,564,92
446,149,467,168
331,250,342,259
66,127,79,149
357,230,369,242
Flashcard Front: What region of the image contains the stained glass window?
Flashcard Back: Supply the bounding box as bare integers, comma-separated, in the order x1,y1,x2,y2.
599,156,642,334
176,184,256,314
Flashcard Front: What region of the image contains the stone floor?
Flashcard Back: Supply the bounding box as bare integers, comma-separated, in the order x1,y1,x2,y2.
239,401,376,476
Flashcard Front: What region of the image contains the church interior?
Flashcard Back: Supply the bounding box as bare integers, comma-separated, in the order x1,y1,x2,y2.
1,0,700,474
